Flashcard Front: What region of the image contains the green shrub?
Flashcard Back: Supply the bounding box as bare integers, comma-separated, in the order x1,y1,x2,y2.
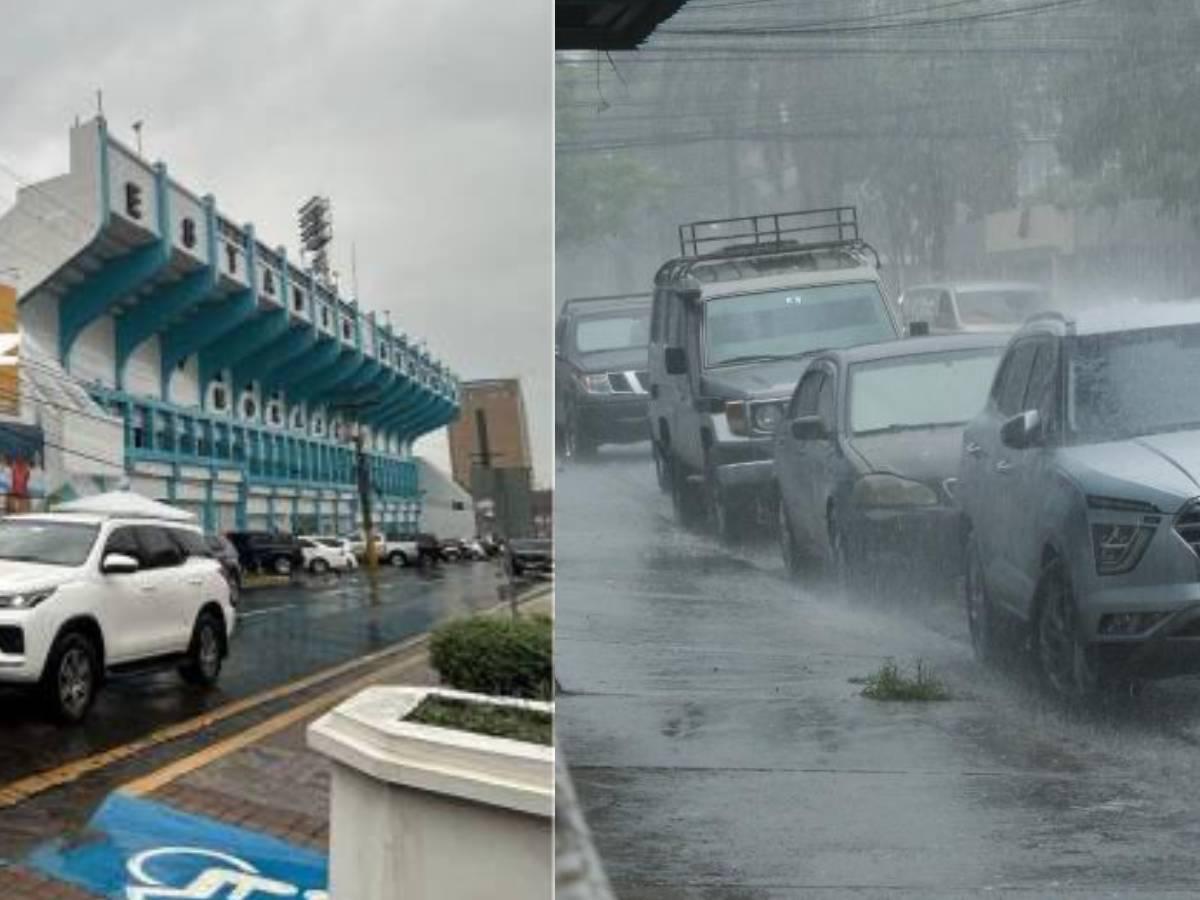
859,658,950,702
429,614,553,700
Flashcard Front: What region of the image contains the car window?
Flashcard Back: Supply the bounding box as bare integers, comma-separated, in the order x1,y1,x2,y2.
789,370,825,418
172,529,210,558
136,526,184,570
1022,338,1060,425
104,526,142,565
0,520,100,567
934,292,957,329
299,539,315,548
816,369,837,430
993,339,1039,416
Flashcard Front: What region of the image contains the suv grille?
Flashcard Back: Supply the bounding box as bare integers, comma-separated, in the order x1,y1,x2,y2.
606,371,650,395
1175,501,1200,556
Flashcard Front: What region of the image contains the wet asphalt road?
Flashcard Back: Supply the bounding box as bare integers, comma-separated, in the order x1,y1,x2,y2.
0,560,508,786
557,443,1200,899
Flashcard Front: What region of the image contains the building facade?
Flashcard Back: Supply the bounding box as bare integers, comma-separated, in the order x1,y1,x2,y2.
0,117,459,534
447,378,532,490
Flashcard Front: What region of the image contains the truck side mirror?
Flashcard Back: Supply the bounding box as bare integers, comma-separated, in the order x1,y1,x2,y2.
791,415,828,441
664,346,687,375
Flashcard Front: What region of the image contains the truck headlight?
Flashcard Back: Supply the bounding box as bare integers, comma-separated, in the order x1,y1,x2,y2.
578,374,612,395
851,474,938,508
0,587,57,609
751,402,783,434
1091,523,1154,575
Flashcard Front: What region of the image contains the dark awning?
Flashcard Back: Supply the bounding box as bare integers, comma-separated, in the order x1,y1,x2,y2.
556,0,690,50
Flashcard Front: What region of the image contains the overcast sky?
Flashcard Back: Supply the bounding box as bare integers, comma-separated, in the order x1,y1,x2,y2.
0,0,553,486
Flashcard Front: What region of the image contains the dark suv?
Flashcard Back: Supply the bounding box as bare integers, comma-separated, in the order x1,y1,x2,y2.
960,303,1200,695
646,207,900,540
555,294,652,458
225,531,304,576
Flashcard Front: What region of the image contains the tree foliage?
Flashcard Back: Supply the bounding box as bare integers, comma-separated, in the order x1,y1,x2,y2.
1056,3,1200,223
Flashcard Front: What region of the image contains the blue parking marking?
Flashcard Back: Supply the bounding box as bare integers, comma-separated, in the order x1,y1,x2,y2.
27,791,328,899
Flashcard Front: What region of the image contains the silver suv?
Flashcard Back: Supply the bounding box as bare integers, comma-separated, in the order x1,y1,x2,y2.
960,303,1200,695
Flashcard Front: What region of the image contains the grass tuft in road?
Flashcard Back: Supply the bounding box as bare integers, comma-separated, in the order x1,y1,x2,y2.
406,695,554,745
858,659,951,702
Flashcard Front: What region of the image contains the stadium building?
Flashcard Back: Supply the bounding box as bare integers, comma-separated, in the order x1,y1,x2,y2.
0,117,459,534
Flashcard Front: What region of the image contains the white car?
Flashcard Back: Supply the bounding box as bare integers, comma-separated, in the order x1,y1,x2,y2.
0,511,235,722
298,536,357,573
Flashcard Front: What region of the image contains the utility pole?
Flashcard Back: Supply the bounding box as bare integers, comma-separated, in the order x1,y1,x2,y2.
354,428,378,570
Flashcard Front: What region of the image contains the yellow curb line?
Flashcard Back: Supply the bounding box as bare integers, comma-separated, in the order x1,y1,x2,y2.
122,590,554,796
121,642,431,797
0,633,429,810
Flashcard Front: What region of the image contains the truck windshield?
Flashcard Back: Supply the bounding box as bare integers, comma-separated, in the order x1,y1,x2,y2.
574,311,650,353
0,519,99,567
850,347,1003,435
1070,323,1200,442
704,282,894,367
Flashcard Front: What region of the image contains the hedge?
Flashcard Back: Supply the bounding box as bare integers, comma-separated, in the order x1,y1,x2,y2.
429,614,553,701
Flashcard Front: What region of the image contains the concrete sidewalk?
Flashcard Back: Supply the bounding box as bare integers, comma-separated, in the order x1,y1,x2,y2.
3,588,552,898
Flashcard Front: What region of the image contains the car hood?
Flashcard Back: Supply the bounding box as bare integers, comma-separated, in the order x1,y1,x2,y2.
700,359,811,401
0,559,74,592
572,348,648,373
1059,430,1200,513
847,425,965,485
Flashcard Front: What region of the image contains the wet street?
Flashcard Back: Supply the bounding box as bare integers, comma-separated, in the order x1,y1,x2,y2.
0,560,509,854
557,444,1200,899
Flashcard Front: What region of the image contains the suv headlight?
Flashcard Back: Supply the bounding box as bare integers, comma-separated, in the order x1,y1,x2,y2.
1091,523,1154,575
578,374,612,395
851,474,938,508
751,402,783,434
725,400,785,437
0,587,57,609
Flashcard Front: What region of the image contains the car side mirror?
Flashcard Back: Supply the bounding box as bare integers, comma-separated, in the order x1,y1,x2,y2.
101,552,139,575
791,415,828,441
664,346,687,375
908,321,930,337
1001,410,1042,449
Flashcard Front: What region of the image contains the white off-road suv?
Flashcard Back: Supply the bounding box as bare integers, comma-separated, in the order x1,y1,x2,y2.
0,509,235,722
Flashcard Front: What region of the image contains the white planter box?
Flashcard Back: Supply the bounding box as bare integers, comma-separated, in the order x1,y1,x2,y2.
308,686,553,900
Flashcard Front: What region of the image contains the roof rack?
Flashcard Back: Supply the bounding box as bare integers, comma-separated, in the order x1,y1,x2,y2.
678,206,861,258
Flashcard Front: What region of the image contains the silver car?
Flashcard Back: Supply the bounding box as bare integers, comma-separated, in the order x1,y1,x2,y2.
898,281,1050,335
960,302,1200,695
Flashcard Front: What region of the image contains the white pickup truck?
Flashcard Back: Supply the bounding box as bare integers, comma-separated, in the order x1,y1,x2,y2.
346,532,418,566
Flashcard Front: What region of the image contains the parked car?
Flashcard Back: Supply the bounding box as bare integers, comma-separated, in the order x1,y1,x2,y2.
205,533,243,606
225,531,304,576
297,536,357,573
345,531,385,561
555,293,652,458
959,303,1200,695
387,532,442,565
508,537,553,577
774,334,1006,586
898,281,1050,336
647,206,901,540
0,507,235,721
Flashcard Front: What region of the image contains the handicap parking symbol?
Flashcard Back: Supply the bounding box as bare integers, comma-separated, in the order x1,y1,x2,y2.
27,793,328,900
125,846,328,900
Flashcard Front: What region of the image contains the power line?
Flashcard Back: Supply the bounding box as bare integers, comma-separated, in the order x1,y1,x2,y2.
660,0,1103,37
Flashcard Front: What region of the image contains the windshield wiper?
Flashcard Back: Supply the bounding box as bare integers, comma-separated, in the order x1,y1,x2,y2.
854,422,962,437
714,352,814,367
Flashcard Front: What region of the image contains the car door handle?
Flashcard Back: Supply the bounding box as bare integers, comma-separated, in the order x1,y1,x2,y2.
995,459,1012,473
138,585,156,594
186,577,204,586
650,385,659,398
965,442,983,457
